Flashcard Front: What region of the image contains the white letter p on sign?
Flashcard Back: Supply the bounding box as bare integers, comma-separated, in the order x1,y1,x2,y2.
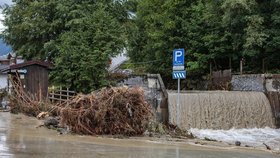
175,51,182,62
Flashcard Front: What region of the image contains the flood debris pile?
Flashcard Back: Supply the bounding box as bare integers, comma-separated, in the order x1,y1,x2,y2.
9,75,153,136
9,75,51,116
55,87,153,136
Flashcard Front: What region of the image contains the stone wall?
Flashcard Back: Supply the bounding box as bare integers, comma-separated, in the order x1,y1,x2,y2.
266,74,280,92
231,74,280,92
117,74,168,123
231,74,265,92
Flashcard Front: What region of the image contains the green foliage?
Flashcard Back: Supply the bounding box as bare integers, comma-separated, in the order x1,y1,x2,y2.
2,0,280,92
2,0,61,59
52,6,124,92
127,0,280,78
2,0,127,93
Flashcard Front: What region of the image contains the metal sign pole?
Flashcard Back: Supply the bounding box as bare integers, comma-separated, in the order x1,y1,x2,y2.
177,78,180,126
173,48,185,128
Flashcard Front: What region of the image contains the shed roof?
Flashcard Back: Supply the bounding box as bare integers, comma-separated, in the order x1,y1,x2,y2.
0,60,52,73
0,65,9,74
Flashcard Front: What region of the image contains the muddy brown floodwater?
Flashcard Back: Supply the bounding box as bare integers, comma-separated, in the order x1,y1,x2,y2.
0,113,279,158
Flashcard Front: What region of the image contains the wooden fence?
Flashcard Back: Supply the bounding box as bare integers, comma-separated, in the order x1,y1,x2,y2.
48,87,76,104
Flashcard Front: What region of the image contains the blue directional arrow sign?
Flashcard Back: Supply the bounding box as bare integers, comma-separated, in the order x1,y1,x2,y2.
172,71,186,79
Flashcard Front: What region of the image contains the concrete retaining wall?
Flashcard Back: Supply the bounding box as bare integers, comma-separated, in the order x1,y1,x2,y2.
117,74,168,123
266,74,280,92
231,74,266,92
231,74,280,92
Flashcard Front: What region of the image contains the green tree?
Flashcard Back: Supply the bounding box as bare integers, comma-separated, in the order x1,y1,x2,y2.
2,0,62,59
2,0,127,93
52,6,124,92
128,0,194,76
186,1,228,72
263,0,280,72
128,0,280,77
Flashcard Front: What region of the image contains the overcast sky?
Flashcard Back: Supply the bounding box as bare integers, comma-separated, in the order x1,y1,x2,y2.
0,0,13,32
0,10,4,32
0,0,13,6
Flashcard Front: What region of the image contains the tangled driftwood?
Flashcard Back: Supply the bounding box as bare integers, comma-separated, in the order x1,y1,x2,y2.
57,87,152,136
9,74,51,116
10,74,153,136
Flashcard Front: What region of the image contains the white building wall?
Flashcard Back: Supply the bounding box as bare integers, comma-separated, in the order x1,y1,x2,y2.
0,74,8,89
109,49,128,71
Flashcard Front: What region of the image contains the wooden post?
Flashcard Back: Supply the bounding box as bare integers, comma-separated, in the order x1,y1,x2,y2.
52,85,54,103
67,88,69,101
229,57,232,70
210,62,212,76
262,58,265,74
59,86,62,104
66,87,69,106
240,58,243,75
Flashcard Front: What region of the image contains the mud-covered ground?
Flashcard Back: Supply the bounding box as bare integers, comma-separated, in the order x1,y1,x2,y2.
0,112,279,158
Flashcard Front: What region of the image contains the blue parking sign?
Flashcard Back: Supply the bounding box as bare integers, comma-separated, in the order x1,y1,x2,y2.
173,49,184,66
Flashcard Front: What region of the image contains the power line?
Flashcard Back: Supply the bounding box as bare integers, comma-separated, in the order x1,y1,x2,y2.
121,59,163,65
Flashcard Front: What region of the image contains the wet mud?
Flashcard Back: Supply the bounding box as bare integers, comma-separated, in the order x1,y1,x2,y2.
0,113,278,158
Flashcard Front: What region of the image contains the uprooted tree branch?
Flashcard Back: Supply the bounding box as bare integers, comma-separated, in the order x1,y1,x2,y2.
9,75,153,136
9,73,52,116
56,87,152,136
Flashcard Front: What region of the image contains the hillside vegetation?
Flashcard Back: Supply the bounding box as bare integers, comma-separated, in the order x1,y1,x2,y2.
1,0,280,92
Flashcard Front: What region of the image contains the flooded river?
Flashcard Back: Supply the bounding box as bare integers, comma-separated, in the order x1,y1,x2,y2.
190,127,280,151
0,113,279,158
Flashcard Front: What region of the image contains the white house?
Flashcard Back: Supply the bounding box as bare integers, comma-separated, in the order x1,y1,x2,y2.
0,53,24,89
0,65,8,89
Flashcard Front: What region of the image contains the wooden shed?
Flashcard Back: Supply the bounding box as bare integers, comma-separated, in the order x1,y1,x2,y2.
2,60,51,99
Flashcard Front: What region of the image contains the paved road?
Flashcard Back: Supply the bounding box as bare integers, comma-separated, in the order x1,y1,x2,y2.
0,113,279,158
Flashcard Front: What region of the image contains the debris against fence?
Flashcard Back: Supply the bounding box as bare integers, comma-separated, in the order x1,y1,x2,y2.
56,87,153,136
48,87,76,104
9,74,51,116
10,74,153,136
